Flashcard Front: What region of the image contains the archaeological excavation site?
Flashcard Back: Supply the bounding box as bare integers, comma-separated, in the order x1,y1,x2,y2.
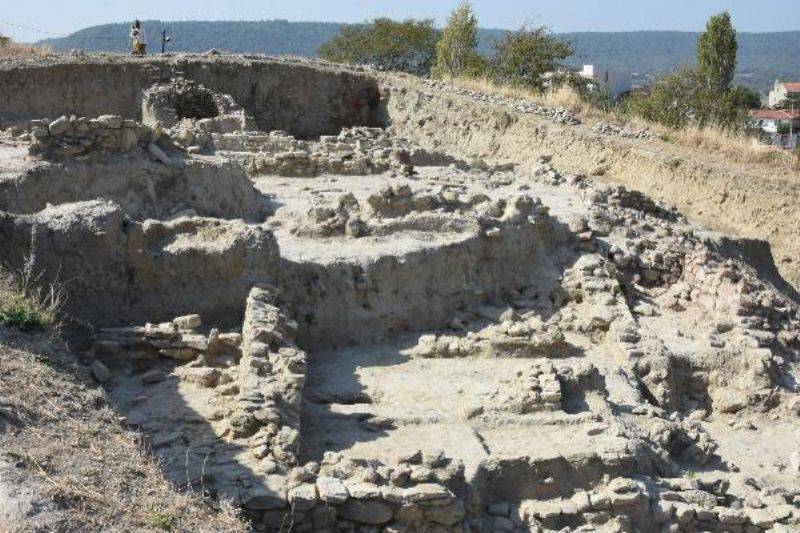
1,54,800,533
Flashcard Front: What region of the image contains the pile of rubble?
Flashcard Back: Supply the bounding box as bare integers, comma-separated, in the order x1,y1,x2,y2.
593,122,655,140
422,79,581,126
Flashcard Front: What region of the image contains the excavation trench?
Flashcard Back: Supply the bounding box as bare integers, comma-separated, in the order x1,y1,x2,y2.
3,57,800,532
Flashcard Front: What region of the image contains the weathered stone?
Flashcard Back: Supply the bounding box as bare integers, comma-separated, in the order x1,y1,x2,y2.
242,487,287,511
91,360,111,382
423,499,465,525
288,483,318,512
317,476,349,505
338,499,394,525
48,116,70,136
402,484,451,503
346,481,382,499
159,347,199,360
173,314,202,330
178,367,219,387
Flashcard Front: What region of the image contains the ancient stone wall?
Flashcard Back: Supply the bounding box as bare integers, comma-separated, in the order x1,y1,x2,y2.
27,114,150,159
281,200,573,348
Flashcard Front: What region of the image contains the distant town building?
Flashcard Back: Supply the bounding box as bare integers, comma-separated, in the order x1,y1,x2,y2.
579,65,632,101
749,109,800,133
749,109,799,149
768,80,800,108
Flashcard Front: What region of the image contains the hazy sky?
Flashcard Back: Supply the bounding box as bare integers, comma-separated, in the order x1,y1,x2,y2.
2,0,799,42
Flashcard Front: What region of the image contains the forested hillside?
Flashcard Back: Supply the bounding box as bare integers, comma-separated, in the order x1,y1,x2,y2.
39,21,800,91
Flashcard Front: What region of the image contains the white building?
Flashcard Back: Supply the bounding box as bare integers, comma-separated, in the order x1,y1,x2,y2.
768,80,800,109
749,109,799,149
749,109,800,134
579,65,631,101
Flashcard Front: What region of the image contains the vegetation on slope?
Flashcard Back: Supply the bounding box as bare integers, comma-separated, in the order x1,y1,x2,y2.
0,265,60,331
0,335,247,532
0,261,247,531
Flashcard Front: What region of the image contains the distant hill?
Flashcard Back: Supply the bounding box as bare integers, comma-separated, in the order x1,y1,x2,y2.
38,21,800,91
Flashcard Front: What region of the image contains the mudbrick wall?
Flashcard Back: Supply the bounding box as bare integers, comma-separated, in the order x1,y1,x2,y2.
0,56,384,138
380,76,800,295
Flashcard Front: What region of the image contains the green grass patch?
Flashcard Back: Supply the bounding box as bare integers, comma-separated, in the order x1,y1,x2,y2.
147,512,178,531
0,302,46,331
0,263,63,332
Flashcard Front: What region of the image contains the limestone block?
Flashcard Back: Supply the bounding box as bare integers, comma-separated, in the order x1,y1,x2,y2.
317,476,349,505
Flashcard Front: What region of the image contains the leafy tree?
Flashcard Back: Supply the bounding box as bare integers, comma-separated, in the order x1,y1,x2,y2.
318,18,439,74
487,26,573,91
697,12,738,95
622,13,753,131
0,33,9,48
696,12,739,125
432,2,481,78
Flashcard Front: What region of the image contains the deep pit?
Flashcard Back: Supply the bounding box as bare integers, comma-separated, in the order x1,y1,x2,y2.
1,55,800,532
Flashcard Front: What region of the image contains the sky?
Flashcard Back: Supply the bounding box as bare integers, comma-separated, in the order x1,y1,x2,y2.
2,0,799,42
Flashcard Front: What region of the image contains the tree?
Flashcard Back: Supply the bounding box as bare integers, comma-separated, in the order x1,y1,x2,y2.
0,33,9,48
697,12,737,95
318,18,439,75
487,26,573,91
696,12,738,124
432,2,480,78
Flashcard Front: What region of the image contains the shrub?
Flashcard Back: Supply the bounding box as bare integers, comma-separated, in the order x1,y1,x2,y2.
0,36,52,59
0,243,64,332
621,67,703,129
147,511,178,531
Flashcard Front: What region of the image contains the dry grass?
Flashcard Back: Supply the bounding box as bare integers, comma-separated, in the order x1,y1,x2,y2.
0,337,248,532
447,76,800,172
667,125,799,170
447,76,637,124
0,42,53,60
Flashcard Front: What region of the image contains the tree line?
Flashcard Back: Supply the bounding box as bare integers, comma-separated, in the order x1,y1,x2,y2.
318,3,764,131
319,2,574,92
